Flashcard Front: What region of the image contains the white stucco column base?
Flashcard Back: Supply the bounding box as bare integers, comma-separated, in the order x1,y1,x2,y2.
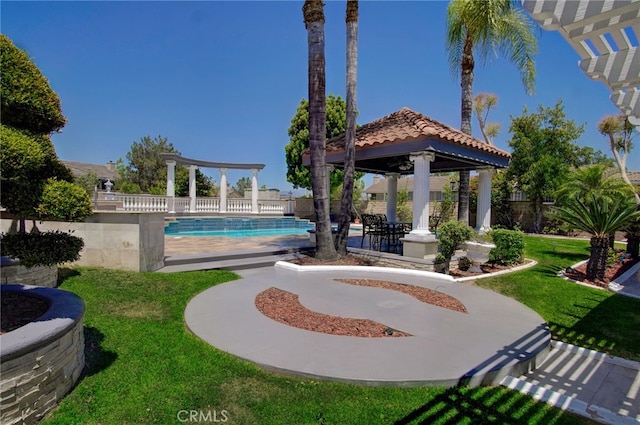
401,234,438,259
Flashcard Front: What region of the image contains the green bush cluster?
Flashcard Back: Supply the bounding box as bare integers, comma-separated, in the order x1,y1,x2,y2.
1,231,84,268
489,228,525,265
37,179,94,221
437,221,473,272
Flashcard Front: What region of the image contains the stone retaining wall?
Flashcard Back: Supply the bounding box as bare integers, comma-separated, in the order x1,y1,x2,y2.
0,260,57,287
0,286,85,425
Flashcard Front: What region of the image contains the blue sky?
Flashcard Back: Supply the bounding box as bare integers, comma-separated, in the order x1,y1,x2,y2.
2,1,635,194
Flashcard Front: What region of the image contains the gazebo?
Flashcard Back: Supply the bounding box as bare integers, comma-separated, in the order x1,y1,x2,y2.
302,107,511,258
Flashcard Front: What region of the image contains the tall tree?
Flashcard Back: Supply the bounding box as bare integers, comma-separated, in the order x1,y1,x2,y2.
335,0,359,255
285,95,354,191
118,135,178,193
597,114,640,204
507,101,586,233
445,0,538,225
303,0,338,260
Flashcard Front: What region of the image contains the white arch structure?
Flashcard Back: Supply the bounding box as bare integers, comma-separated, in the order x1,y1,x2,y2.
160,153,265,214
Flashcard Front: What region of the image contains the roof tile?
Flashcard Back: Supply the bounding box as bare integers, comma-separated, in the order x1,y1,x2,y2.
326,107,511,159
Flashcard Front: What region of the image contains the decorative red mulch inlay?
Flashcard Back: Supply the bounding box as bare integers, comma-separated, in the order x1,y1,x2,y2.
563,256,639,288
255,287,412,337
336,278,467,314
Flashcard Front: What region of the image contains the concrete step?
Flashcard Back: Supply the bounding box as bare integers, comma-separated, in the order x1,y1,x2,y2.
163,246,313,267
158,252,303,273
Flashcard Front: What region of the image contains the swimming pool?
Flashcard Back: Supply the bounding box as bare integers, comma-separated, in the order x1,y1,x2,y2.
165,217,315,238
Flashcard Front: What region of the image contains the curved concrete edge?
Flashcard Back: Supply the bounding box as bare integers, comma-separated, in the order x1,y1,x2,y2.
274,261,456,282
609,261,640,299
562,259,640,297
0,284,85,360
454,259,538,282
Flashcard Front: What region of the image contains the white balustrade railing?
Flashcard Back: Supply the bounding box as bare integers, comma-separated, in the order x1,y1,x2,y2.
115,195,292,215
175,198,191,212
227,199,253,213
259,201,285,214
119,194,168,212
196,198,220,212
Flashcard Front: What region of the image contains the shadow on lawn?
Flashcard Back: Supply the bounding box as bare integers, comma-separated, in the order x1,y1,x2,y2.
57,267,80,286
82,326,117,378
393,386,569,425
548,289,640,360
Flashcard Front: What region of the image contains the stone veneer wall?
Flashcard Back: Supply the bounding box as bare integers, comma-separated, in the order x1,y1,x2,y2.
0,286,85,425
0,212,165,272
0,261,57,287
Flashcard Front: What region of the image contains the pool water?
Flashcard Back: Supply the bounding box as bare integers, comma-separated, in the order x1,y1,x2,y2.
165,217,314,238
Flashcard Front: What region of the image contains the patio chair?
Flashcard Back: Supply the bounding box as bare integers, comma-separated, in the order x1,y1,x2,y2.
361,214,386,249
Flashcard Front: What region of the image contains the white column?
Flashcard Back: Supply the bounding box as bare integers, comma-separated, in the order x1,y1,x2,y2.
251,169,259,214
189,165,197,213
166,160,176,214
386,173,399,222
407,152,435,240
219,168,228,213
476,167,494,233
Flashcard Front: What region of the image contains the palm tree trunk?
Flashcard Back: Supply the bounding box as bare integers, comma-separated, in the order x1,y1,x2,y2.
303,0,338,261
587,236,609,282
457,32,474,224
627,232,640,259
336,0,358,256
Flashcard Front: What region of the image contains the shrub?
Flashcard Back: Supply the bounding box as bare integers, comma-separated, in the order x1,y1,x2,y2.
489,228,525,265
37,179,93,222
437,221,473,273
1,231,84,268
0,35,66,133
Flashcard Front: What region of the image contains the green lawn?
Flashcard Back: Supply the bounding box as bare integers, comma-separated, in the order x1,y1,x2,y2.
41,235,640,424
474,236,640,361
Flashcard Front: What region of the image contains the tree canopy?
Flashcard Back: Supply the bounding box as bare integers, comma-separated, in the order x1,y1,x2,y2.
116,135,215,197
0,35,66,134
285,95,363,192
507,100,608,232
0,35,86,227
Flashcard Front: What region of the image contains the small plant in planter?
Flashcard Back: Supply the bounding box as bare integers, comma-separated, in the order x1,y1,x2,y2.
437,220,473,274
433,253,447,274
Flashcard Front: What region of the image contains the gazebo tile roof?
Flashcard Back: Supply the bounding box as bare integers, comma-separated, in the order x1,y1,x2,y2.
326,107,511,159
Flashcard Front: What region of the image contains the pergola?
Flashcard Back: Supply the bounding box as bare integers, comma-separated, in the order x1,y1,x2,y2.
523,0,640,124
302,108,511,257
160,153,265,214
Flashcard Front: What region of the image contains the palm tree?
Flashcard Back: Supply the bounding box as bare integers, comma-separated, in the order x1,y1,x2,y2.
554,164,636,206
548,194,639,281
336,0,358,255
445,0,538,225
303,0,338,261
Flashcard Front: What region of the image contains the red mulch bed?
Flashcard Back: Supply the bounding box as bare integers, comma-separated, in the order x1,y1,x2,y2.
563,256,639,288
255,287,412,337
